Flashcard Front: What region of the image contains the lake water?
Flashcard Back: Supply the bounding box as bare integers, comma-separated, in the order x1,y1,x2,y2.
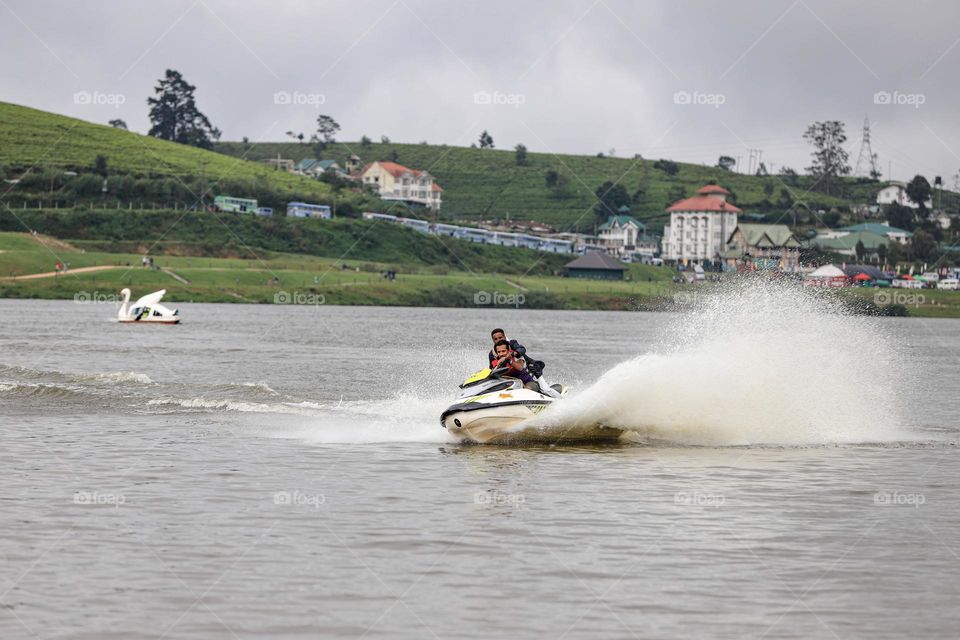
1,294,959,639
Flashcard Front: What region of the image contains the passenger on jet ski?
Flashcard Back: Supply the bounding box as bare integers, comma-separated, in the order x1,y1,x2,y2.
488,329,561,399
491,340,562,399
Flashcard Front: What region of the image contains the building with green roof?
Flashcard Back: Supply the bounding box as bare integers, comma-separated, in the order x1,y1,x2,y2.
722,223,802,271
810,230,890,258
842,223,912,243
597,214,656,260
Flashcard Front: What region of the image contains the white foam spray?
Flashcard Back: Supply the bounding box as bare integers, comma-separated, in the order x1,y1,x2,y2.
531,280,912,446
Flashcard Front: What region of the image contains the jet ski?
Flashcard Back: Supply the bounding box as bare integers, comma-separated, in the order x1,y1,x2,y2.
440,367,623,444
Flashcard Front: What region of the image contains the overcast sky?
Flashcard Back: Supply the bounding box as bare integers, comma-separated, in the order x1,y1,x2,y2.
3,0,959,184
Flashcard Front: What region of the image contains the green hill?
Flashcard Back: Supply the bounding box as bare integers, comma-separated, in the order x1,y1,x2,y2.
214,140,912,232
0,102,376,213
0,208,570,276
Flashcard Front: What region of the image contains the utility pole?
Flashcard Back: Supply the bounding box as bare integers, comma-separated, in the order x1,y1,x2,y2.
199,160,207,210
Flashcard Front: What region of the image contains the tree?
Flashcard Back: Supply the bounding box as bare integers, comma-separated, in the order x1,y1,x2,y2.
855,239,866,261
668,185,686,202
778,188,793,209
763,181,775,198
905,175,932,214
311,115,340,153
803,120,850,196
756,162,768,176
147,69,220,149
877,242,887,264
593,181,631,222
886,203,915,231
108,118,127,130
380,135,391,144
632,186,645,205
781,166,799,186
514,143,528,166
869,155,882,181
545,170,570,199
717,155,736,171
94,155,108,177
360,135,372,147
653,159,679,175
909,229,939,263
479,130,494,149
885,240,904,266
389,149,400,162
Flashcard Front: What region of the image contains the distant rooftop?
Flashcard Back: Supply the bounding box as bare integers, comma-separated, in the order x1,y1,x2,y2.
564,252,628,271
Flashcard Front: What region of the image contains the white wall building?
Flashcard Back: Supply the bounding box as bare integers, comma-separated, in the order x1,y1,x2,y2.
661,185,740,264
359,161,443,210
876,181,932,209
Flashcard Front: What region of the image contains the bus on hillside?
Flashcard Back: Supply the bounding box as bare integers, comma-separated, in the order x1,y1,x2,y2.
286,202,332,219
213,195,258,213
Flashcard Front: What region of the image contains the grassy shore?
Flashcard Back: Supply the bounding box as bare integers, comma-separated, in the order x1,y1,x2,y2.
3,232,960,316
0,232,675,310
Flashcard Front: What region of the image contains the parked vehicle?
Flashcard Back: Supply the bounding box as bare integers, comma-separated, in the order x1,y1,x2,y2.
938,278,958,290
213,195,257,213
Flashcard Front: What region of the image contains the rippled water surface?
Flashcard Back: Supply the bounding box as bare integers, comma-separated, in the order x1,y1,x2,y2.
1,299,959,639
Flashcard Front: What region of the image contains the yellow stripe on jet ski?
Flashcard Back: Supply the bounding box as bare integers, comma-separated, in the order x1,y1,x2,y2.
461,369,492,385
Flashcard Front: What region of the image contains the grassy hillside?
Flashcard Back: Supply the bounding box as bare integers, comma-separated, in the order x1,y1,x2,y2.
0,102,376,212
0,208,572,276
215,140,929,232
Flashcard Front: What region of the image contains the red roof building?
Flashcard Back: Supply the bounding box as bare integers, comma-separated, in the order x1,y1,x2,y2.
359,160,443,210
661,184,741,265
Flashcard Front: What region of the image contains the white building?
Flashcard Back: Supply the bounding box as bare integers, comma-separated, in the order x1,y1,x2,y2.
661,185,740,265
876,181,932,209
359,161,443,210
597,214,641,257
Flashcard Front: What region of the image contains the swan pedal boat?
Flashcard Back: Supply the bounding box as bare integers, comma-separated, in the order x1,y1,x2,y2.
440,368,623,444
117,288,181,324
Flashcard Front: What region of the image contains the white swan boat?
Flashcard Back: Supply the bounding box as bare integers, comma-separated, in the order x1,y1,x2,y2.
118,288,180,324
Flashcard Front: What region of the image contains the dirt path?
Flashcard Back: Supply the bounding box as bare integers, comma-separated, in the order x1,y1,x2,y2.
504,279,529,292
2,265,120,280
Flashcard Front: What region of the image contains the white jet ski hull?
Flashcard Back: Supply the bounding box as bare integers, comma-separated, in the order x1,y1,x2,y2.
442,399,623,444
441,369,623,444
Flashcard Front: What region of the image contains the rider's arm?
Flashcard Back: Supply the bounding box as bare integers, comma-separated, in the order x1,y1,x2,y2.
509,340,526,357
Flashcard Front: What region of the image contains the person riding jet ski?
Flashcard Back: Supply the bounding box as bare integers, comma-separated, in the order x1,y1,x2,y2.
488,328,561,399
491,338,562,399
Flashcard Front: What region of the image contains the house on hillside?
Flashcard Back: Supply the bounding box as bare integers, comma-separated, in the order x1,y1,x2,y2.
722,224,801,272
564,252,628,280
876,181,931,209
263,158,294,172
345,154,363,174
810,230,890,259
598,213,641,257
661,185,740,266
359,161,443,210
598,212,661,261
842,222,912,244
294,158,344,179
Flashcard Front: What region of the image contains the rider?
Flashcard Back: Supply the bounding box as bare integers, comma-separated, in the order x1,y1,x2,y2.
489,331,562,399
491,340,533,384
